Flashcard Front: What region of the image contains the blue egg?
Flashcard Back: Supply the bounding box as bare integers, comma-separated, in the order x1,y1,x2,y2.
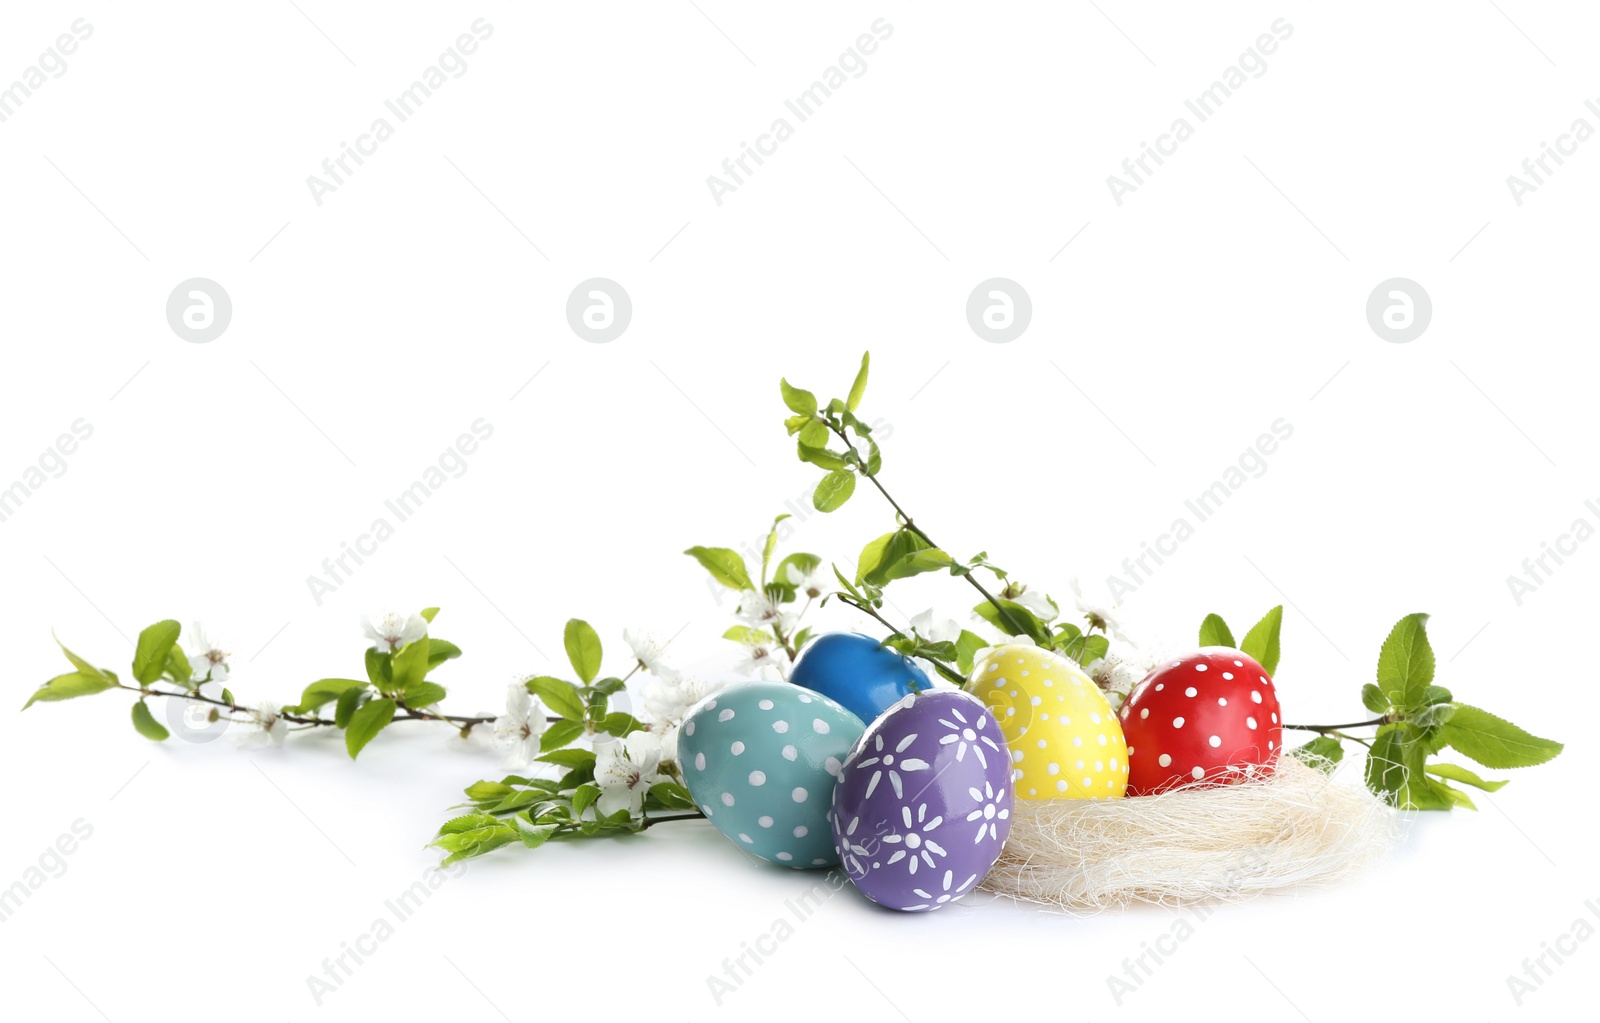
789,633,931,723
680,681,865,868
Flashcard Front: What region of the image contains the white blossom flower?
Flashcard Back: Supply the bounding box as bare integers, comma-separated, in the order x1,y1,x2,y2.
642,675,721,726
187,623,232,684
492,683,548,767
241,701,287,748
623,628,679,682
1087,651,1156,708
783,562,829,600
735,589,797,636
593,731,664,817
1068,578,1128,642
733,640,786,680
1009,588,1060,621
653,722,681,771
362,611,428,654
910,609,962,645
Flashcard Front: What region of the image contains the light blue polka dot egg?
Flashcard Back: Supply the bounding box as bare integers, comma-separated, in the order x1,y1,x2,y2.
680,681,865,868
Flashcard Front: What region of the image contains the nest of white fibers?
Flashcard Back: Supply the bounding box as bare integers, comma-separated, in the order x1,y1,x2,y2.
980,756,1398,912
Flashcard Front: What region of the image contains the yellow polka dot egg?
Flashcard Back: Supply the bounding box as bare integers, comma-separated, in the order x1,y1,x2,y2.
965,643,1129,800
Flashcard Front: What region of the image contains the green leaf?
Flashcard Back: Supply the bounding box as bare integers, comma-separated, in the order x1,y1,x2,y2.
434,824,520,864
426,639,462,668
846,352,870,412
761,514,789,584
797,418,830,449
334,686,365,728
1438,704,1563,769
290,678,368,714
540,719,585,753
1361,683,1388,714
438,812,502,835
389,636,431,692
23,671,118,709
537,748,597,769
1365,727,1406,796
649,781,696,810
857,528,932,587
488,789,544,813
954,630,989,676
526,676,585,722
132,620,182,685
463,781,513,802
723,625,772,646
861,436,882,476
513,817,559,849
401,682,448,709
563,620,603,683
797,441,849,471
1410,702,1456,728
779,378,818,416
1291,736,1344,772
130,701,170,741
1376,613,1434,710
972,600,1051,645
879,547,954,583
571,783,601,817
1433,782,1477,811
364,648,392,689
684,546,754,591
165,645,193,686
1198,613,1235,648
345,698,396,759
1239,606,1283,676
1425,762,1508,792
1064,633,1110,667
812,468,856,512
600,712,644,736
53,632,113,681
419,607,440,623
1395,735,1457,810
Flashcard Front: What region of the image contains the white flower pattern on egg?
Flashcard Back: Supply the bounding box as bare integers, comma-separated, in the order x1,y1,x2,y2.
880,802,947,875
853,731,930,800
830,690,1014,913
936,703,1002,768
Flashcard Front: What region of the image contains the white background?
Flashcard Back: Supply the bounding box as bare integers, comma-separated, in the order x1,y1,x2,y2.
1,2,1594,1020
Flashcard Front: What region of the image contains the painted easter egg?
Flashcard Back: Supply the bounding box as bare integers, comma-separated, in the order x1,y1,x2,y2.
831,690,1013,912
965,643,1129,800
679,681,864,868
788,632,931,723
1118,648,1283,795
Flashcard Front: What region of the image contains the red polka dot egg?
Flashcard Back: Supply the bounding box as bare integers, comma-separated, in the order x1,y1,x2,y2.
1119,648,1282,795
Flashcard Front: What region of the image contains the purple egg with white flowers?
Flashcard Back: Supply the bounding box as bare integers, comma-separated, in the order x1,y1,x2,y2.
830,690,1013,912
